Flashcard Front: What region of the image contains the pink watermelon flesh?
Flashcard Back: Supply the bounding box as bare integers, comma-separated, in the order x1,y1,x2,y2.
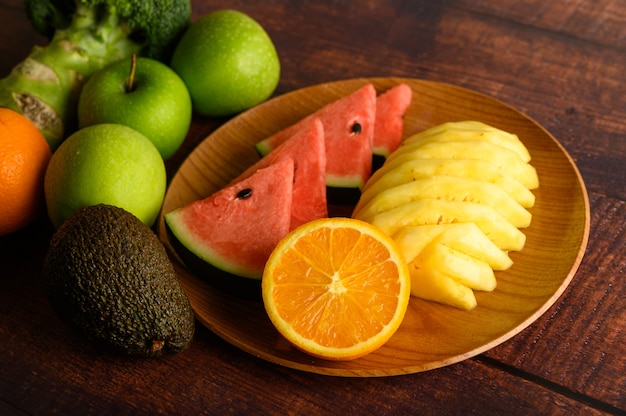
255,83,377,190
231,118,327,230
165,159,294,280
373,83,413,157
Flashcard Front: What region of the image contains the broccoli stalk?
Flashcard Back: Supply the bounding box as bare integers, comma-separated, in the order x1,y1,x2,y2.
0,0,191,150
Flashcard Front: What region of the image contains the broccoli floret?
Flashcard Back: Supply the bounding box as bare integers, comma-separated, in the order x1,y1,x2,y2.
26,0,191,61
0,0,191,149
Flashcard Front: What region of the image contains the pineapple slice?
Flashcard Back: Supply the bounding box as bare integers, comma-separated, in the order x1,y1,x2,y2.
362,198,526,251
408,263,477,310
406,120,518,141
384,141,539,190
362,157,535,208
403,121,531,163
414,243,496,291
393,223,512,271
353,175,532,228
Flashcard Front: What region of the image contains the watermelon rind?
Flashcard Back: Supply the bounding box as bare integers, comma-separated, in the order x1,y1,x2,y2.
165,220,263,300
165,210,262,280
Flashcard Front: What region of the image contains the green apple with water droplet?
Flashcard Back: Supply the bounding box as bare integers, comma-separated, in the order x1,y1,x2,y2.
44,124,166,228
77,56,192,160
170,9,281,117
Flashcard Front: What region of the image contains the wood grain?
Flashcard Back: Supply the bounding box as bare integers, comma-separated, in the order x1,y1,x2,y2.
156,78,589,376
1,0,624,413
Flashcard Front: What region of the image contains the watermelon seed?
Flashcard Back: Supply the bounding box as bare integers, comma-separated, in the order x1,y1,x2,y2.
351,122,362,135
236,188,253,199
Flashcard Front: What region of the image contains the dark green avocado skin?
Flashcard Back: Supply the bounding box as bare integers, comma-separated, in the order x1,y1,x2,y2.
43,204,195,358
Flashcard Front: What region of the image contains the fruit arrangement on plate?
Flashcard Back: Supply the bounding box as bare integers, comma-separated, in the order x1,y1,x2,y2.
157,77,588,375
163,80,540,360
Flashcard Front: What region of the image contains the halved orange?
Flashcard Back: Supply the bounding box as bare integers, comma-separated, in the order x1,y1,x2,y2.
262,217,411,361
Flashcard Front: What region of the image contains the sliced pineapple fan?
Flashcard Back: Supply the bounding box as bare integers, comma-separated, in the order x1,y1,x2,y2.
352,120,539,310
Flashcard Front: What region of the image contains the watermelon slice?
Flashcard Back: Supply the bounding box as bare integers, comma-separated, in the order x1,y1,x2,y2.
373,83,413,170
165,159,295,297
231,118,327,230
255,83,377,191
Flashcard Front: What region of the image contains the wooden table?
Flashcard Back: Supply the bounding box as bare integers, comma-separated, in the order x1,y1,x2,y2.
1,0,624,414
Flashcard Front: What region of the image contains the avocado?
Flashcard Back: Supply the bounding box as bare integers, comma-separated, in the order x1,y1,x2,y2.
42,204,195,357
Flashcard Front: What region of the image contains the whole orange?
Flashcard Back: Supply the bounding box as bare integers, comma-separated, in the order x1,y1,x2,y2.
0,108,52,235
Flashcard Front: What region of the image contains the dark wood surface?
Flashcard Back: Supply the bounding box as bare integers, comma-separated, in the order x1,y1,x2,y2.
1,0,624,414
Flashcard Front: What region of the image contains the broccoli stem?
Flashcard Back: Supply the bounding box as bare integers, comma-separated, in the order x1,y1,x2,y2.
0,4,142,150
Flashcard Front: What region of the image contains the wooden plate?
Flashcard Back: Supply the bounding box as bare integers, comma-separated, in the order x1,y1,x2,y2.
156,78,589,377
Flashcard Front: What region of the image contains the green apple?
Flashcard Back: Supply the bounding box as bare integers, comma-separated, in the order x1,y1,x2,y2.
77,56,192,160
170,9,280,117
44,124,166,228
